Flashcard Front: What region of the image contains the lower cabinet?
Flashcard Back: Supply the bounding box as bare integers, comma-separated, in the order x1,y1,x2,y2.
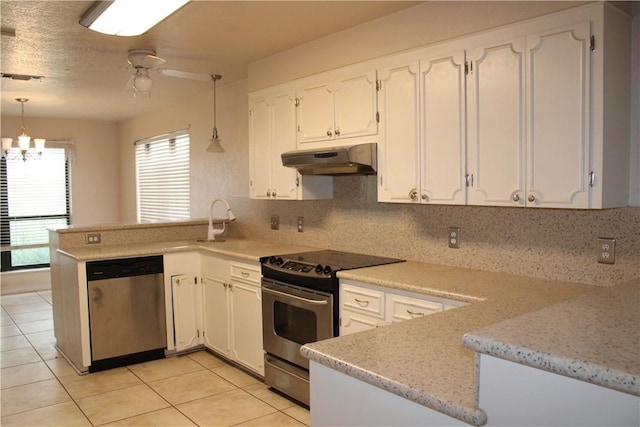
172,274,201,352
201,253,265,376
340,280,466,336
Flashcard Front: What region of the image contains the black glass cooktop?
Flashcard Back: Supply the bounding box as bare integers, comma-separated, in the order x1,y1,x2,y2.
278,250,403,271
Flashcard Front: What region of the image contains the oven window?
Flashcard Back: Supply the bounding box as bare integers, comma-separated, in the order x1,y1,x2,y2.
273,301,317,345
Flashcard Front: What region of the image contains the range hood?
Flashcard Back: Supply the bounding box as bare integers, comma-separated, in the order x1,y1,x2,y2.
281,143,377,176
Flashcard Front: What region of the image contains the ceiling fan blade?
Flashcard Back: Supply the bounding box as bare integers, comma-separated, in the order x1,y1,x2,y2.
140,54,166,69
158,68,212,82
125,74,134,91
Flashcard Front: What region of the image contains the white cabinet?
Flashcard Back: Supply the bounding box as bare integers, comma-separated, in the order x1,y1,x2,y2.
201,253,264,375
249,84,332,200
340,280,466,336
296,64,378,148
164,252,201,352
377,3,630,209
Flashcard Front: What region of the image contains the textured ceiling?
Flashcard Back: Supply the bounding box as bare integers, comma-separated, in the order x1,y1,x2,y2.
0,1,420,121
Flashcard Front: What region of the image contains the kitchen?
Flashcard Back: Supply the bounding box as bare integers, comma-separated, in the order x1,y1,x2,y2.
1,1,639,426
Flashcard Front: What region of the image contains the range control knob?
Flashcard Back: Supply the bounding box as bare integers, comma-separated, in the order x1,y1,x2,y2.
323,265,332,275
315,264,324,274
268,256,277,264
275,257,284,265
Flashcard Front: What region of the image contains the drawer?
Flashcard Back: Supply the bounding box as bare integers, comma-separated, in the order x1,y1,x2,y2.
341,284,385,318
387,293,443,322
230,263,261,284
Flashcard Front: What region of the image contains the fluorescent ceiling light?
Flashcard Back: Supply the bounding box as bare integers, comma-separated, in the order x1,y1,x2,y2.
80,0,189,36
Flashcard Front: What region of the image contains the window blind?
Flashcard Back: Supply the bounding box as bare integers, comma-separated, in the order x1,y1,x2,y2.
135,130,190,222
1,148,70,271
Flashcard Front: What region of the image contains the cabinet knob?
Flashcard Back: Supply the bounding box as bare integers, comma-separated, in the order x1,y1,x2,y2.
421,193,429,201
409,189,418,201
334,128,341,136
326,130,333,137
272,190,277,197
266,190,271,197
528,194,536,202
512,194,520,202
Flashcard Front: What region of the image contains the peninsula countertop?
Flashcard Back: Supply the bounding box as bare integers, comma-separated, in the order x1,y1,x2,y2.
301,261,638,426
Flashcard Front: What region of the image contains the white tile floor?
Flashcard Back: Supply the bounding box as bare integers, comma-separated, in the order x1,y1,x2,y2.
1,291,310,426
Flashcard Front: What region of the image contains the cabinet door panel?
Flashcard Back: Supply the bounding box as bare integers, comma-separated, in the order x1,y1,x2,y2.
249,97,273,200
467,39,526,206
377,62,421,203
297,82,334,144
230,280,264,375
271,91,299,199
526,22,591,208
202,275,230,356
420,51,467,205
172,274,199,352
334,70,378,139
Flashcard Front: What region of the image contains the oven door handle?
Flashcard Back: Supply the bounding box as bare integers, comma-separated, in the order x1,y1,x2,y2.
262,286,329,306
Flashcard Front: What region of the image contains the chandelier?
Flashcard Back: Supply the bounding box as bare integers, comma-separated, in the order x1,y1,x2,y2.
2,98,45,161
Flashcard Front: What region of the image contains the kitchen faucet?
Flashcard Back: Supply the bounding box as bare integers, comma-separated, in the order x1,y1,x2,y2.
207,198,236,241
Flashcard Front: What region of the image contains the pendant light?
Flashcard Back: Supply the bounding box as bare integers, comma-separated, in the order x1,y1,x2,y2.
2,98,45,161
206,74,224,153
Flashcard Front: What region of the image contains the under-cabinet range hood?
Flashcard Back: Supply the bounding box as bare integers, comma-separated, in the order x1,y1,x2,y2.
281,143,377,175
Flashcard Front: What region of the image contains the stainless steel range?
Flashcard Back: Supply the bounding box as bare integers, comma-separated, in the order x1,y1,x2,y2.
260,250,404,405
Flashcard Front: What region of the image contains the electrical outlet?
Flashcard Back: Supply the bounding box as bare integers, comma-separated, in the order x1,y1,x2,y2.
297,216,304,233
86,233,101,244
448,227,461,249
270,215,280,230
597,238,616,264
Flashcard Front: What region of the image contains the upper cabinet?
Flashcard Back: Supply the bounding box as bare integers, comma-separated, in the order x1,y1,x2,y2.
249,84,332,200
377,3,630,209
296,64,379,149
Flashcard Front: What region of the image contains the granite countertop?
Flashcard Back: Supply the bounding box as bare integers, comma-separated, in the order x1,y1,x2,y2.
57,237,318,262
301,261,635,426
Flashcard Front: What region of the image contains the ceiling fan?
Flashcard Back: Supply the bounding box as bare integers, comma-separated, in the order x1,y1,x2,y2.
126,49,212,96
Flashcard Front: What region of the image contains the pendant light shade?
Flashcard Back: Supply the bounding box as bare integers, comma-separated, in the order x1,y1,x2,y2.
2,98,45,161
206,74,224,153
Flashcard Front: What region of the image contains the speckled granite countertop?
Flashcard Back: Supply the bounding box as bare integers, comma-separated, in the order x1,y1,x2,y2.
57,238,318,262
463,278,640,397
301,261,637,426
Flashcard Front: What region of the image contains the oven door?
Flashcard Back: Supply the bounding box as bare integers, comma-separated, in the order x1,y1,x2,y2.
262,278,333,369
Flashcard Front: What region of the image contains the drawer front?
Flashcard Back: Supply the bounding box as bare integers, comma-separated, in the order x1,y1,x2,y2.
230,263,261,284
387,294,443,322
341,284,385,318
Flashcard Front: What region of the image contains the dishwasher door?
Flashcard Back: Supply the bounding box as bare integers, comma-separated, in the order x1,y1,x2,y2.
88,272,166,362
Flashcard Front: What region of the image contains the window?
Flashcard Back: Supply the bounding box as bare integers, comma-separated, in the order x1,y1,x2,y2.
135,130,190,222
1,148,70,272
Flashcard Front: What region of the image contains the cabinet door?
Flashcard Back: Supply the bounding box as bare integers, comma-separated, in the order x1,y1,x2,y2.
525,22,591,208
334,69,378,139
202,275,230,356
296,81,335,144
172,274,200,352
229,279,264,375
377,61,421,203
249,95,273,200
420,50,467,205
340,310,385,336
271,90,299,200
467,38,526,206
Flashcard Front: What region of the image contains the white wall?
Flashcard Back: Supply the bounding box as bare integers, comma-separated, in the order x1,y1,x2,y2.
0,116,120,225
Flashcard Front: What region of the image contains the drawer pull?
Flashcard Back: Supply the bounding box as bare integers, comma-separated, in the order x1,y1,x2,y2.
354,298,370,307
241,272,250,278
406,309,425,316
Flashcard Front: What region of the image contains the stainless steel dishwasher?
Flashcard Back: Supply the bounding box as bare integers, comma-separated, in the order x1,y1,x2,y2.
86,255,166,372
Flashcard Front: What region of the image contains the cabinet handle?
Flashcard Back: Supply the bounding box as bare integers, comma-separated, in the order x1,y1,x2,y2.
223,283,227,288
512,194,520,202
241,272,250,278
229,283,233,289
326,129,333,137
407,309,425,316
354,298,370,307
528,195,536,202
334,128,341,136
409,189,418,201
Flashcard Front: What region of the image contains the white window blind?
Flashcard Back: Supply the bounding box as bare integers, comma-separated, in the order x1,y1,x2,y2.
1,147,70,271
135,130,190,222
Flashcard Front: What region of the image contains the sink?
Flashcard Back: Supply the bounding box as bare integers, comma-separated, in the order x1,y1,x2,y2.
197,239,226,243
